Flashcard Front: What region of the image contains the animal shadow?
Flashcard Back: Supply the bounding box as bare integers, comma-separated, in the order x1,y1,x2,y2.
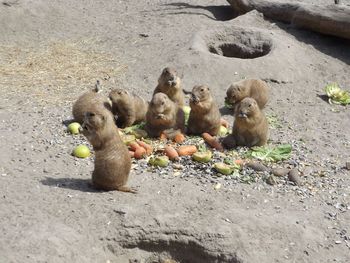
62,118,75,127
41,177,100,193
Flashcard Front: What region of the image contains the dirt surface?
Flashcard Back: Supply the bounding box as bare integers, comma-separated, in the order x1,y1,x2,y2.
1,0,350,262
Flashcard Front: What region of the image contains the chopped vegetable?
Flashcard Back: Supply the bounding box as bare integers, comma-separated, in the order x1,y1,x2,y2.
164,145,179,161
246,144,292,162
148,156,169,167
129,142,147,159
177,145,197,156
202,133,224,152
192,151,212,163
325,83,350,105
137,140,153,155
224,101,234,109
218,125,228,136
183,106,191,125
132,129,148,139
122,134,136,145
174,133,185,143
266,113,282,129
122,122,146,134
213,162,233,175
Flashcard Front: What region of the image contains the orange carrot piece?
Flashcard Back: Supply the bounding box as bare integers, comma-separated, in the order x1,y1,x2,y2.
220,118,229,128
137,140,153,155
128,141,140,151
177,145,197,156
234,159,244,166
134,147,147,159
129,151,135,158
160,132,167,141
164,145,179,161
202,133,224,152
173,133,185,143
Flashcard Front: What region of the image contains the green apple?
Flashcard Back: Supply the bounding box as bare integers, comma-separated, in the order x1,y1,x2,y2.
68,122,81,135
73,145,90,158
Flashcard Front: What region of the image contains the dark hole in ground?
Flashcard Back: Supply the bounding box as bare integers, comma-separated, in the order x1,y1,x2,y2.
209,42,271,59
113,238,241,263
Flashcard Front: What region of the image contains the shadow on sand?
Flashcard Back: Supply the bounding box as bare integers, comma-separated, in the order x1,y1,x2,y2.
41,177,100,193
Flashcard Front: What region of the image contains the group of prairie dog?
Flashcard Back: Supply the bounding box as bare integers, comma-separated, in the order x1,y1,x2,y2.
72,67,270,192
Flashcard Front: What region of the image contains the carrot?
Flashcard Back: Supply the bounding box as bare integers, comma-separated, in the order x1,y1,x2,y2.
160,132,167,141
220,118,229,128
173,133,185,143
134,147,147,159
234,159,244,166
128,141,147,159
164,145,179,161
128,142,140,152
177,145,197,156
202,133,224,152
129,151,135,158
137,140,153,155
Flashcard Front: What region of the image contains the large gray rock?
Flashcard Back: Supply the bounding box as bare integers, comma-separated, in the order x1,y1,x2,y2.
227,0,350,39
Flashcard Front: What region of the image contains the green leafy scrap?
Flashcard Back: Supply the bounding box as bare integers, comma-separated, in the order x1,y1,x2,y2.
245,144,292,162
122,122,145,134
325,83,350,105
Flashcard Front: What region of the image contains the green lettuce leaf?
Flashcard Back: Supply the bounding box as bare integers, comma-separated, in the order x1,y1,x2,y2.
246,144,292,162
325,83,350,105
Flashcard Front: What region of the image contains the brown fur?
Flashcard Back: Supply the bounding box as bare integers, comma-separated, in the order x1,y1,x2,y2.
225,79,270,110
153,67,185,106
187,85,221,136
72,82,111,124
145,92,185,138
222,97,268,148
81,106,135,193
109,88,148,128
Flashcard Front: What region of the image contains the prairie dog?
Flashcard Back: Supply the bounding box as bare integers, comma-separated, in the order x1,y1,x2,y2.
145,92,185,138
225,79,270,110
72,81,111,124
153,67,185,106
222,97,268,148
81,106,135,193
187,85,221,136
109,88,148,128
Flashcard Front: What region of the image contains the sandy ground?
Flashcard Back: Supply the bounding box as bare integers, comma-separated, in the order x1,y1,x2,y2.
0,0,350,262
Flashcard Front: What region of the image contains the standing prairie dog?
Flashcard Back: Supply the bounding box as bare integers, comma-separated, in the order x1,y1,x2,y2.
145,92,185,138
109,88,148,128
225,79,270,110
153,67,185,106
222,97,268,148
72,80,112,124
187,85,221,136
81,106,136,193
